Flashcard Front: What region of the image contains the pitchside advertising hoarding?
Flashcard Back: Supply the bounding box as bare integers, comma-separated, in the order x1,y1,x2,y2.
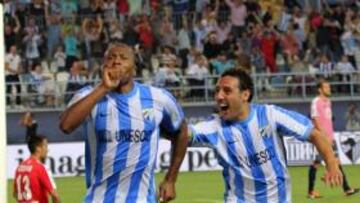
7,132,360,179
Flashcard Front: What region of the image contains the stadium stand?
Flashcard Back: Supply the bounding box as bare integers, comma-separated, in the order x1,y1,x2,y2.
3,0,360,111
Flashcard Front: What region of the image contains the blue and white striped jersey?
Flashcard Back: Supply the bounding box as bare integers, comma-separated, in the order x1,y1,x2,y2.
68,82,184,203
189,104,314,203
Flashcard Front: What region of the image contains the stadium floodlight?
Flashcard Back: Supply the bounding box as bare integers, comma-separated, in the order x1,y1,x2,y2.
0,4,7,203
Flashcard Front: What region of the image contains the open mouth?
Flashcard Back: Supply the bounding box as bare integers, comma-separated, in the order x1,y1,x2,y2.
219,103,229,112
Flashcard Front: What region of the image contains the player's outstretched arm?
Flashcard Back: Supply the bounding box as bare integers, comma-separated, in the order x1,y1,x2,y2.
309,128,343,187
159,121,188,203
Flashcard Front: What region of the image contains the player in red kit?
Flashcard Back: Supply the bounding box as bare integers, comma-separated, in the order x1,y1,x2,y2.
13,135,61,203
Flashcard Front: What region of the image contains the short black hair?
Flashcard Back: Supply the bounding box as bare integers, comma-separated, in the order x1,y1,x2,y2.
221,68,254,102
27,135,47,154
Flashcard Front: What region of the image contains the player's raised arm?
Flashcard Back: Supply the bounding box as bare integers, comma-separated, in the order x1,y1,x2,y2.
309,128,343,187
59,57,120,134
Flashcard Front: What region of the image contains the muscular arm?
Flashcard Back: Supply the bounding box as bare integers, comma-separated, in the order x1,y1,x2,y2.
159,121,188,202
59,84,108,134
164,121,188,183
309,128,342,187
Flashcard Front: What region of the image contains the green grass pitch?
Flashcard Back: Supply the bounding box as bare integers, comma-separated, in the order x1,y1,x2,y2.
8,166,360,203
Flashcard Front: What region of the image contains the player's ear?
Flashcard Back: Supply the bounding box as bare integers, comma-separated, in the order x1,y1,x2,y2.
242,90,250,102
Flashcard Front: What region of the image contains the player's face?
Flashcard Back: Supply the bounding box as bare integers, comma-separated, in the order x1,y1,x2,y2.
104,46,136,86
320,83,331,97
215,76,250,121
39,139,48,163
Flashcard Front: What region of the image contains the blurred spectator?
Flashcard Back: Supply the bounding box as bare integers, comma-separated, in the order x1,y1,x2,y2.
176,17,191,72
210,52,235,75
65,61,88,103
345,103,360,131
61,0,78,18
107,17,123,42
19,111,38,141
245,0,261,25
193,19,212,52
5,45,22,107
340,27,357,69
238,30,252,55
317,54,334,79
236,53,252,74
29,63,54,106
4,15,20,52
82,15,104,62
215,20,231,44
23,17,42,69
122,18,140,46
154,59,181,89
45,13,61,60
63,26,79,72
203,32,222,60
277,6,292,33
135,15,155,52
260,29,278,73
186,54,210,97
222,32,237,56
103,0,118,22
159,17,178,48
225,0,247,37
117,0,129,24
160,45,177,66
335,55,355,92
54,45,66,72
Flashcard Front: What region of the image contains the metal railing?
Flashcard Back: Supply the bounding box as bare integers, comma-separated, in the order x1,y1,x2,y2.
5,71,360,112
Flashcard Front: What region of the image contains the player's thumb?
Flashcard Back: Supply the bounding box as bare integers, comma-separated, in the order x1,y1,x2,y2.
158,185,166,202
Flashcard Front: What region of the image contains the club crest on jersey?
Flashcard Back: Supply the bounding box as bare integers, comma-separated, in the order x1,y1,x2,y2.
339,132,360,164
259,125,271,138
142,108,154,121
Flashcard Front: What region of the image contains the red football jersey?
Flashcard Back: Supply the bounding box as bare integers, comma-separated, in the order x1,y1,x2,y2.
14,157,55,203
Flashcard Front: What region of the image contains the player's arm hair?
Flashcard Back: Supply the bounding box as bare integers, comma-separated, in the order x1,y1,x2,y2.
309,128,338,169
59,85,108,134
164,120,189,183
49,189,61,203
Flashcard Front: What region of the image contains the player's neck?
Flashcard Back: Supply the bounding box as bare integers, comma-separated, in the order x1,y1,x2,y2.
237,103,251,121
319,94,328,101
30,154,41,161
115,80,134,94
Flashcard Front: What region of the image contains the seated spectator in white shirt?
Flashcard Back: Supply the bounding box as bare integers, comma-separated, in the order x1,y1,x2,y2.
30,63,54,106
335,55,355,93
186,54,210,97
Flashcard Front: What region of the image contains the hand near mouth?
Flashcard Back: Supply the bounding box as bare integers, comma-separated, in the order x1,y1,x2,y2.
102,66,121,90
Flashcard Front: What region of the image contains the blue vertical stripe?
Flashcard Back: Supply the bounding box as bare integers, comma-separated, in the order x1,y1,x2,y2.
83,121,91,188
221,122,245,201
103,96,132,203
237,123,267,203
126,86,154,202
85,100,108,203
256,105,286,202
147,131,159,203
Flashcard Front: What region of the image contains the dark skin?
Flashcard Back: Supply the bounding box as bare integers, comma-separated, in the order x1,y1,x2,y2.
59,44,188,202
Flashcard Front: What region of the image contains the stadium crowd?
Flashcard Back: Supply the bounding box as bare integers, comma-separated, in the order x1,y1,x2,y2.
4,0,360,108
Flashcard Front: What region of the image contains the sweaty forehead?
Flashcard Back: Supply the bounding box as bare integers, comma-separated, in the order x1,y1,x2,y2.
107,46,134,57
216,76,239,88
